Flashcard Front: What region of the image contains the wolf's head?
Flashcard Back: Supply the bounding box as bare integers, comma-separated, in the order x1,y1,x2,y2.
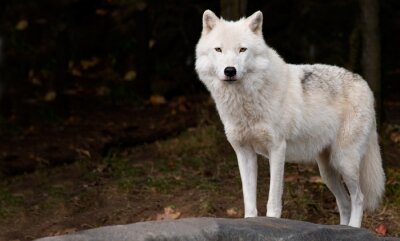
195,10,270,89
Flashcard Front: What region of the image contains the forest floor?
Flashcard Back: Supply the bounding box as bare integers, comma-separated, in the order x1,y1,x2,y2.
0,96,400,241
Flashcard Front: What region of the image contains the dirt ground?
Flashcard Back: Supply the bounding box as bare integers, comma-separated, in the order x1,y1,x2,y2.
0,97,400,241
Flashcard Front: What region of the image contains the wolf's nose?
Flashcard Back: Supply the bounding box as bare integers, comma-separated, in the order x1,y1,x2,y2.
224,67,236,77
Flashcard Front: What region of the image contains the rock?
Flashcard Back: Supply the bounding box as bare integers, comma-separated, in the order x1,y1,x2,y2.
35,217,399,241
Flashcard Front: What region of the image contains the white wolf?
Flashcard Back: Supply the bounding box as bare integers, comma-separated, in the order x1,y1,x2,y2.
195,10,385,228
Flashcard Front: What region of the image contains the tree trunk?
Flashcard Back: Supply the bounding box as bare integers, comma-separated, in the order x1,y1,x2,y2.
53,25,70,118
220,0,247,20
360,0,382,126
134,2,151,97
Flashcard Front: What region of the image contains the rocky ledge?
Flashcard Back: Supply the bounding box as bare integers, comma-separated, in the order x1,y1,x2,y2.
35,217,399,241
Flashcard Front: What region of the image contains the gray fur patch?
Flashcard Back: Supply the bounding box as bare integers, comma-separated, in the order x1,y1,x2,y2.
301,71,313,85
300,66,339,97
297,64,366,101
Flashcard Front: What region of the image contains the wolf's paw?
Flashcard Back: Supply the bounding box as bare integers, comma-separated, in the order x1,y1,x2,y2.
244,209,258,218
266,208,282,218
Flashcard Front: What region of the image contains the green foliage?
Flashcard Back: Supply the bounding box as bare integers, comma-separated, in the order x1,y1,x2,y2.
46,185,66,199
99,125,234,194
385,168,400,205
1,125,400,236
0,188,24,218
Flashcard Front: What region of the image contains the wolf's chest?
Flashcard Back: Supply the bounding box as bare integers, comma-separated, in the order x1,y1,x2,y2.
225,123,273,155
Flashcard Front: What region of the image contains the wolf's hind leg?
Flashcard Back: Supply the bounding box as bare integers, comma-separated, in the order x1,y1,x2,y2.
331,149,364,228
317,151,351,225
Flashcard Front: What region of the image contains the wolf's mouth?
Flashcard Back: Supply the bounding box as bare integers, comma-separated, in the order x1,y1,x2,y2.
224,77,238,82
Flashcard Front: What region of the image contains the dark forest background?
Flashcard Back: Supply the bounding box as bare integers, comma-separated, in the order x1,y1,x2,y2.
1,1,400,240
0,0,400,185
1,0,399,123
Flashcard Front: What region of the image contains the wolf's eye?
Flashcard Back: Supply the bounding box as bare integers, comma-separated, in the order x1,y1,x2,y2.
239,48,247,53
214,47,222,52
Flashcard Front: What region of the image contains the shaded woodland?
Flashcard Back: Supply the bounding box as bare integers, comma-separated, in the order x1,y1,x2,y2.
0,1,400,240
0,0,399,118
1,0,399,175
1,0,399,119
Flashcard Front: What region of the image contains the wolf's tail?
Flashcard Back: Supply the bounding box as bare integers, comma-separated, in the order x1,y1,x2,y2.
360,128,385,211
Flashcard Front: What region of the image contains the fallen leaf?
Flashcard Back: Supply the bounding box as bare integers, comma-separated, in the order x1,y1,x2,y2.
96,9,108,16
44,91,57,102
31,78,42,85
16,20,29,30
81,58,99,70
76,148,91,158
96,86,110,96
309,176,323,184
28,69,35,78
52,227,77,236
71,68,82,77
284,174,299,182
177,96,187,104
149,95,166,105
124,70,137,81
390,131,400,144
177,96,188,112
375,223,387,236
149,39,156,49
64,116,80,125
156,206,181,220
96,163,108,173
226,208,239,217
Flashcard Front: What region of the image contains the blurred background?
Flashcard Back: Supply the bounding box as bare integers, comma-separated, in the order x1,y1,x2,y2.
0,0,399,240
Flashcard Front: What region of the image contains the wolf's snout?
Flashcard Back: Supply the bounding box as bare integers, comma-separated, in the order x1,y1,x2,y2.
224,67,237,78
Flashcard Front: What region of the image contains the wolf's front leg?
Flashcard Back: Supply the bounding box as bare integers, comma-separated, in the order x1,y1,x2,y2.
233,144,258,218
267,141,286,218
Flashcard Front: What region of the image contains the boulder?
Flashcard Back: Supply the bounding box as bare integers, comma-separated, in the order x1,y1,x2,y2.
35,217,399,241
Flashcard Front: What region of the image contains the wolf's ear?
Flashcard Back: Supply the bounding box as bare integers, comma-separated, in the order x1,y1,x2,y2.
247,11,263,34
202,10,219,34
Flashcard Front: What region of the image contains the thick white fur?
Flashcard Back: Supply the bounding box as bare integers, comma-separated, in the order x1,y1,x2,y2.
195,10,385,228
